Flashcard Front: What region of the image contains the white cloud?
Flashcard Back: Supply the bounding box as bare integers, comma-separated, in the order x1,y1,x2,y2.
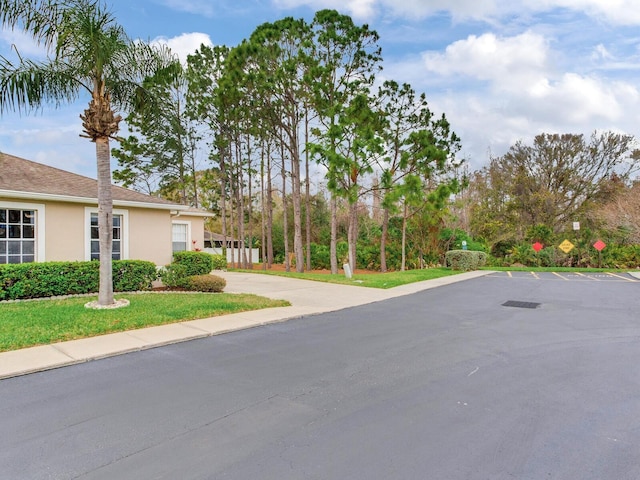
0,29,48,58
379,0,501,21
160,0,216,17
383,27,640,168
152,32,214,63
271,0,640,25
273,0,379,20
525,0,640,25
422,32,550,91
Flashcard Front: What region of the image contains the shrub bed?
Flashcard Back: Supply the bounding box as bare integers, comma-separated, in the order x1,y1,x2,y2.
0,260,157,301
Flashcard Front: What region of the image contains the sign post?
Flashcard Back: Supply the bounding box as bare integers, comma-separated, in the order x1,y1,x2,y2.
593,239,606,268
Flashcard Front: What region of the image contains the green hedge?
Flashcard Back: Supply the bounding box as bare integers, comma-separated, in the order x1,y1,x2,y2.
445,250,487,271
0,260,158,301
173,251,214,276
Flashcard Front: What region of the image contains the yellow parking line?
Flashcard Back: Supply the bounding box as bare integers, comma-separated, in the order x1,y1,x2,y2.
507,271,512,277
606,272,637,282
552,272,568,280
530,271,540,279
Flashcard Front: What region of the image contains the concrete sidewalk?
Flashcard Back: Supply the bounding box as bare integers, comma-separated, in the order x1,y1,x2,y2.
0,270,491,380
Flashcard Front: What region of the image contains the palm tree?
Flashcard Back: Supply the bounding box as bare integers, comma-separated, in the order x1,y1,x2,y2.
0,0,176,305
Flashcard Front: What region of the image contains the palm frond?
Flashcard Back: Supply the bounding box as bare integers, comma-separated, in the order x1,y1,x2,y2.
0,0,65,49
106,42,180,111
0,54,83,113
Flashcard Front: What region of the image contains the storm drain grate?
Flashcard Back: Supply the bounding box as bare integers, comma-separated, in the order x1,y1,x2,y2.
502,300,541,309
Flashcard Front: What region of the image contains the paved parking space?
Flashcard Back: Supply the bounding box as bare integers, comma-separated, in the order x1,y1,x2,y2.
486,270,639,282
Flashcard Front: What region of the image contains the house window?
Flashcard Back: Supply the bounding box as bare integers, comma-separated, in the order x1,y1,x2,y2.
0,208,36,263
90,213,123,260
172,222,189,252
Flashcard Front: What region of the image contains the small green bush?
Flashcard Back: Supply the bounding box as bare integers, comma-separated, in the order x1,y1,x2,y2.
210,254,227,270
445,250,486,271
173,251,214,276
159,263,190,289
186,274,226,293
113,260,158,291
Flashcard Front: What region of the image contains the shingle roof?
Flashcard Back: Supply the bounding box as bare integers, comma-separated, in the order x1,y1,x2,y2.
0,152,178,207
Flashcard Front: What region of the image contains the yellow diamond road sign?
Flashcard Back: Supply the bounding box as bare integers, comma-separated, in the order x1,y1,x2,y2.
558,239,575,253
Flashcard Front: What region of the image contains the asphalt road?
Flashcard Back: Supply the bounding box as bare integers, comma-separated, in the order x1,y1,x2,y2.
2,274,640,479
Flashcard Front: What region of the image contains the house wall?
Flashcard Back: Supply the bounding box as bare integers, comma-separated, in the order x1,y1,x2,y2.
0,197,207,266
184,215,205,252
46,201,85,261
129,208,172,265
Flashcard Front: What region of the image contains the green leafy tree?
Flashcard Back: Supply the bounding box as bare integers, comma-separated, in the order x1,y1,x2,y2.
471,131,640,249
0,0,175,305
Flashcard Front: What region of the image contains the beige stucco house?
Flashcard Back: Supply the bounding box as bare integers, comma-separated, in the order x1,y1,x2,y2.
0,153,211,266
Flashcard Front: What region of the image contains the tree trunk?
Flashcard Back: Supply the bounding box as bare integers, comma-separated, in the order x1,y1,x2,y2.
96,137,114,306
305,113,312,271
247,140,253,269
282,157,290,272
330,194,338,274
260,144,266,270
401,201,407,271
348,201,358,270
236,141,245,269
290,139,304,273
220,147,228,267
380,207,389,273
266,144,274,268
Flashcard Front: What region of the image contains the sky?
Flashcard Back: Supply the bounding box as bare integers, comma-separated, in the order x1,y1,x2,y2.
1,0,640,179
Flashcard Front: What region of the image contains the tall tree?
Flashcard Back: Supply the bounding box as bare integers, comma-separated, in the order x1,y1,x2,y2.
186,44,233,258
0,0,175,305
244,18,311,272
113,62,202,207
307,9,382,272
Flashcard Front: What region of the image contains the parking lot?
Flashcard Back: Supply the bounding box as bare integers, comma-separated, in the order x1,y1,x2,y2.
487,270,640,282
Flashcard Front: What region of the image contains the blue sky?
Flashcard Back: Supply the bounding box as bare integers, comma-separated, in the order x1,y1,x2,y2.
1,0,640,178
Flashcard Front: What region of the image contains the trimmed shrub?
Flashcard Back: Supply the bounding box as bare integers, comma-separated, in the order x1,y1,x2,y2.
173,251,214,276
186,274,226,293
0,260,158,301
445,250,486,271
210,254,227,270
113,260,158,292
159,263,190,289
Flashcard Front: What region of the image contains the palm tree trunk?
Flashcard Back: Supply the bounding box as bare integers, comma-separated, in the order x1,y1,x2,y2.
96,137,114,305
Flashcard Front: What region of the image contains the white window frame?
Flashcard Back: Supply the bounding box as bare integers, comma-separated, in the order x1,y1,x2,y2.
171,220,191,253
0,201,46,262
84,207,129,261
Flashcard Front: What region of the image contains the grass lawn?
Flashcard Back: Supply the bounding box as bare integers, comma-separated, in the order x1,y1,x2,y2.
231,267,463,289
0,293,289,352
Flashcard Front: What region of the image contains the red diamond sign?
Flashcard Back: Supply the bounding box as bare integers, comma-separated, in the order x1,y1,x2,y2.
593,239,606,251
532,242,543,252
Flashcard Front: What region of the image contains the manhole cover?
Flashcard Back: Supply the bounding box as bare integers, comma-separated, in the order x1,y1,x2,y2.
502,300,541,309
